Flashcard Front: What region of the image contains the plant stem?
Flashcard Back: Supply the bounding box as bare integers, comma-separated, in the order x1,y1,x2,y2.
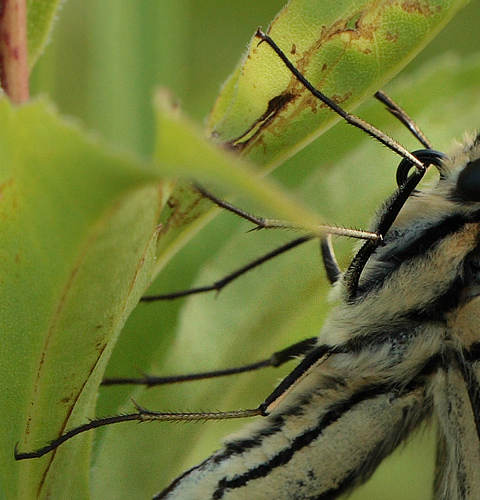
0,0,29,103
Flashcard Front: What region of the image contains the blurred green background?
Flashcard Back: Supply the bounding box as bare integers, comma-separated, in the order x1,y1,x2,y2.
29,1,480,499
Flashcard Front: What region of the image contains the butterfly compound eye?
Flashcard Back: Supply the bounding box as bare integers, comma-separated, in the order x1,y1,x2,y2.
457,157,480,202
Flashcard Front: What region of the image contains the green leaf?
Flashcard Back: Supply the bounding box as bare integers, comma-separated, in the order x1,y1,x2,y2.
209,0,471,168
92,52,480,500
0,98,164,499
1,95,325,499
27,0,63,68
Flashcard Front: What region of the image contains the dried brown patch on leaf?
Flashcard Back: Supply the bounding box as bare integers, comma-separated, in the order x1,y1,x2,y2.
401,0,443,16
231,3,394,155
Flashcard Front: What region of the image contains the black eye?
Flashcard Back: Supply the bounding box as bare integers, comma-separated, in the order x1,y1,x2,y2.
457,157,480,202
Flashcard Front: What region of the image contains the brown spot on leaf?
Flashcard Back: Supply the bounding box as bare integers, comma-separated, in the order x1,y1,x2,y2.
160,182,208,233
385,31,399,42
258,93,296,122
309,92,353,113
401,1,441,16
228,92,296,150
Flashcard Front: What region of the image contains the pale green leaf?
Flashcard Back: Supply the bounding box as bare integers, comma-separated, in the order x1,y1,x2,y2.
0,98,164,499
209,0,471,167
